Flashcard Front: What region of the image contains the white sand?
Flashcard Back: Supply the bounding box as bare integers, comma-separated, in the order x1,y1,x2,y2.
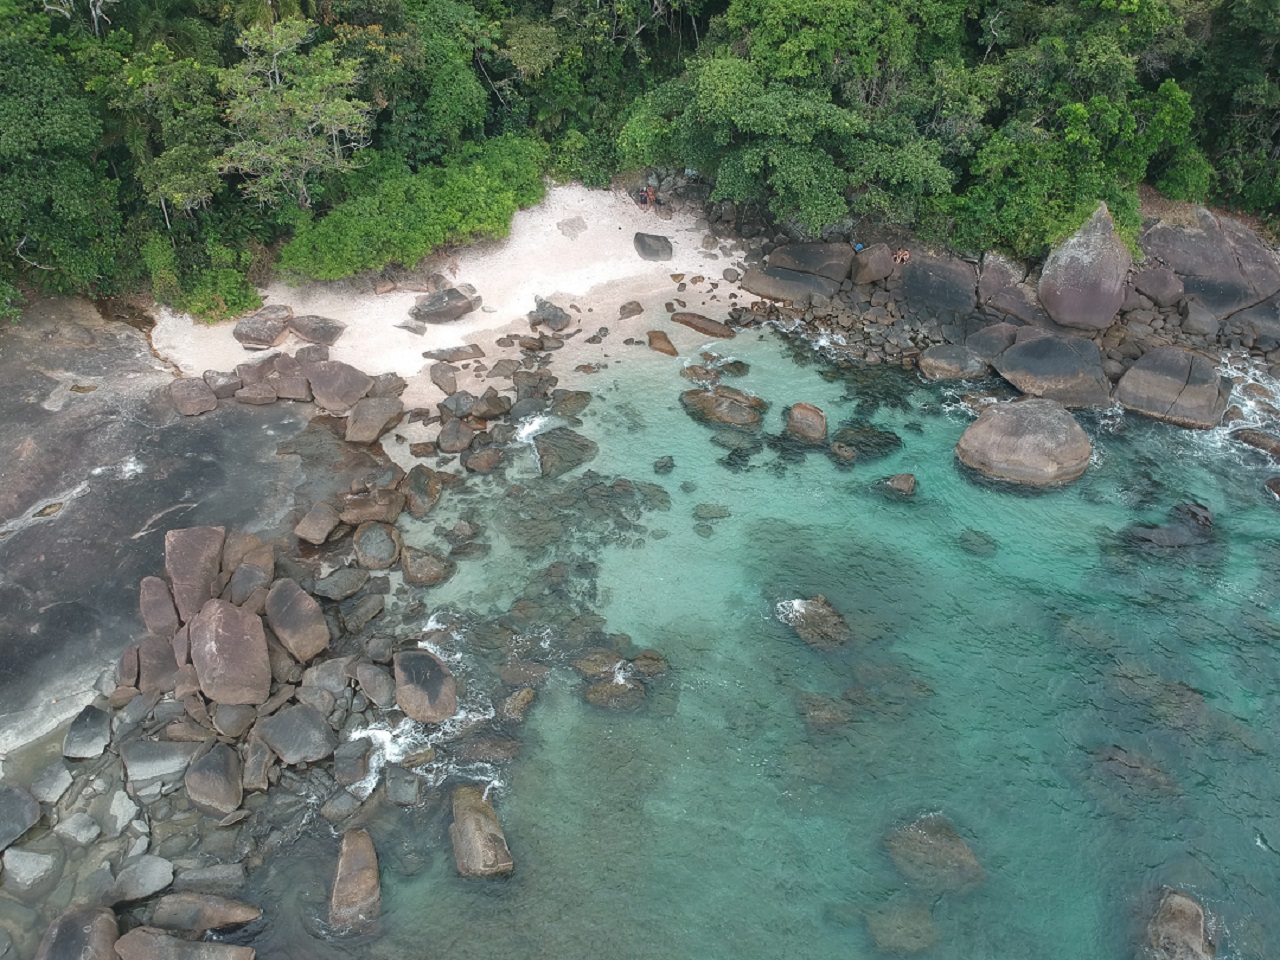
150,183,754,393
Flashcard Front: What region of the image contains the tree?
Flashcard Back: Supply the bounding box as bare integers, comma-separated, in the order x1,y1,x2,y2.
218,19,373,208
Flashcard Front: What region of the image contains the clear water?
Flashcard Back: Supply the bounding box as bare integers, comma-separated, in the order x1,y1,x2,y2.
269,331,1280,959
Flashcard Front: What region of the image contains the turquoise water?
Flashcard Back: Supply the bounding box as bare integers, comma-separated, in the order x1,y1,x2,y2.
274,330,1280,959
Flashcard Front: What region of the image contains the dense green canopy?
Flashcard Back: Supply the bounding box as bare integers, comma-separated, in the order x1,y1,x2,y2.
0,0,1276,321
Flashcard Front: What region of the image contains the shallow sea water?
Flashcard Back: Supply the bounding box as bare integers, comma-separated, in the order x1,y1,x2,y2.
258,329,1280,959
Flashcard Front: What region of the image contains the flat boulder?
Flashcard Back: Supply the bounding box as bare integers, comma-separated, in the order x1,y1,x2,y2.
188,599,271,705
900,252,977,317
0,787,39,853
353,522,401,570
885,815,984,894
449,784,514,877
294,501,340,545
106,855,174,905
1038,202,1129,330
852,243,895,284
1133,267,1184,308
33,906,118,960
1234,428,1280,459
256,704,336,765
113,928,254,960
345,397,403,443
785,403,827,444
680,386,768,430
993,335,1112,407
183,743,243,817
394,650,457,724
264,579,329,663
965,323,1019,362
740,266,839,305
329,829,381,928
919,344,989,381
151,893,261,936
1114,346,1230,429
63,704,111,759
170,378,219,416
408,285,481,325
670,312,735,339
287,314,345,345
122,742,200,791
1148,889,1213,960
232,311,288,349
647,330,677,356
634,233,672,261
955,398,1092,486
165,526,226,624
533,427,599,478
768,242,853,281
303,360,373,415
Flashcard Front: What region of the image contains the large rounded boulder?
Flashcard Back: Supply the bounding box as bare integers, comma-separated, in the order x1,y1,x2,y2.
1114,346,1230,429
1038,203,1130,330
993,335,1111,407
955,398,1092,486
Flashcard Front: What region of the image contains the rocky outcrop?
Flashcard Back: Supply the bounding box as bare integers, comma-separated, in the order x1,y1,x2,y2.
901,252,977,317
302,361,372,415
680,386,768,430
993,335,1112,407
394,651,457,723
449,785,514,878
741,266,840,305
918,344,989,381
1113,346,1230,429
1147,889,1213,960
955,399,1092,486
329,829,381,928
1038,203,1130,330
768,242,853,281
852,243,894,284
885,814,984,894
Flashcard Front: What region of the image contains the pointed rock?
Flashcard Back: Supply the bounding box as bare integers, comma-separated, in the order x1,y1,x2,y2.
165,527,226,624
1038,203,1129,330
329,829,381,928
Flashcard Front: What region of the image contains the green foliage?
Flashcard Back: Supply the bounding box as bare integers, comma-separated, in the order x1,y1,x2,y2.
0,279,23,323
1156,146,1214,203
278,135,546,278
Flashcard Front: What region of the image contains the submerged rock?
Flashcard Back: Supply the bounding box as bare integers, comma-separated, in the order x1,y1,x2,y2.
449,785,514,877
866,900,939,955
151,893,261,936
786,595,851,651
681,386,768,430
534,427,599,478
1147,889,1213,960
106,855,175,905
584,677,646,710
955,398,1092,486
1128,503,1214,548
33,906,118,960
885,814,984,894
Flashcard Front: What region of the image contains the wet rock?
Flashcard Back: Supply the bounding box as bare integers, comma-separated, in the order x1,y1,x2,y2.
1038,203,1130,330
264,579,329,664
294,501,340,546
30,763,72,805
333,739,372,786
172,864,246,897
993,335,1112,407
122,742,200,791
449,785,514,877
584,677,646,709
303,361,373,415
345,398,403,444
634,233,672,261
32,906,117,960
781,402,828,445
63,704,111,759
113,928,254,960
353,522,401,571
534,427,599,478
647,330,678,356
409,285,481,324
653,456,675,475
2,847,59,893
401,547,456,587
0,788,39,853
233,382,276,405
169,378,219,417
399,465,444,520
288,314,345,345
256,705,335,765
740,266,839,305
681,385,767,430
1114,347,1230,429
770,242,853,281
437,418,475,454
189,599,271,705
151,893,261,936
355,663,396,709
919,344,989,380
54,810,100,844
394,651,457,724
787,596,851,651
1235,429,1280,459
330,829,381,928
311,567,368,603
233,311,288,349
955,398,1092,486
338,489,405,527
885,814,984,894
184,744,242,817
499,660,551,687
866,900,939,955
463,446,503,473
165,526,226,624
1147,889,1213,960
671,312,735,339
384,765,421,806
887,473,916,495
500,687,537,723
106,855,175,905
102,790,139,838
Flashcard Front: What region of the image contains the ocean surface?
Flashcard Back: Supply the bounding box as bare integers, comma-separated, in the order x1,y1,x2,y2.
243,328,1280,960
